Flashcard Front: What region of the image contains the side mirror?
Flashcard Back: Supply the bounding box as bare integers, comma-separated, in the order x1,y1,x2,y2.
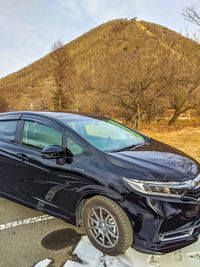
41,145,65,159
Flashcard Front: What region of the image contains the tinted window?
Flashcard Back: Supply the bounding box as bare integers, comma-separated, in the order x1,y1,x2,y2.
23,121,62,150
67,137,84,155
0,120,18,142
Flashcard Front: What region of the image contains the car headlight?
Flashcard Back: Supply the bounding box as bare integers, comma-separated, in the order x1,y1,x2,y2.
123,177,194,198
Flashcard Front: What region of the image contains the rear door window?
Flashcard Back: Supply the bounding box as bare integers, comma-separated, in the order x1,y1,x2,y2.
0,120,18,142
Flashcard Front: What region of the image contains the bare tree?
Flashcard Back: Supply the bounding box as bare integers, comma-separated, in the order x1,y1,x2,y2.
182,26,200,42
167,82,200,125
0,97,9,112
195,99,200,123
108,46,200,127
183,3,200,124
48,40,75,111
118,77,167,129
183,4,200,27
78,53,113,114
108,50,169,129
162,53,200,125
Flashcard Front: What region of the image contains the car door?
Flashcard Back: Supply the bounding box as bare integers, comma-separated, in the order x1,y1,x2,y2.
14,115,75,212
15,115,95,220
0,115,21,196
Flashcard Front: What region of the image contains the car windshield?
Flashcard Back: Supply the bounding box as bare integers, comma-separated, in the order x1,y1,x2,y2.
59,116,146,152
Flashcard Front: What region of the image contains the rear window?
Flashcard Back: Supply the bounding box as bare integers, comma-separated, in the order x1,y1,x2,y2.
0,120,18,142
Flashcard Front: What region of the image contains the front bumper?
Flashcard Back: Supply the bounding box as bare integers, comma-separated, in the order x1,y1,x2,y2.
122,192,200,254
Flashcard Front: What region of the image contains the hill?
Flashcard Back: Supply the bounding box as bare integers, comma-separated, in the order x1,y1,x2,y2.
0,19,200,126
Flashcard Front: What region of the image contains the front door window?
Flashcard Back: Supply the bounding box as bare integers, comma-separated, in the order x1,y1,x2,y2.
22,121,62,150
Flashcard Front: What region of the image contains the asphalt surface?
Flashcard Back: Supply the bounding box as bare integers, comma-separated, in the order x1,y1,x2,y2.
1,197,200,267
0,197,84,267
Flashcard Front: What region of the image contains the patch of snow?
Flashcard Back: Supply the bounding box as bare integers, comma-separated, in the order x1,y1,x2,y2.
64,236,200,267
33,258,52,267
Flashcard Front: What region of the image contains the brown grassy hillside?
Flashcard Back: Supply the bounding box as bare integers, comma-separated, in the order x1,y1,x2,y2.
0,19,200,123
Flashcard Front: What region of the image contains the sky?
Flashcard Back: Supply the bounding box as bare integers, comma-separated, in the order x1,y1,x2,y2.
0,0,199,78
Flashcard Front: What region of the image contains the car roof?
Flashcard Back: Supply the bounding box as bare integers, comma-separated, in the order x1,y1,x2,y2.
0,111,105,121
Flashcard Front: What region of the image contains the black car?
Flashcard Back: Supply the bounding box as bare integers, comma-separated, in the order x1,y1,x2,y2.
0,111,200,256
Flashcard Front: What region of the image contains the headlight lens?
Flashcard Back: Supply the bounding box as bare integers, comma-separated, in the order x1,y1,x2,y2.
123,177,193,197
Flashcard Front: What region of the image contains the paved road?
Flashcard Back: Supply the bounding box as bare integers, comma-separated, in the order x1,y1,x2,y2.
0,197,84,267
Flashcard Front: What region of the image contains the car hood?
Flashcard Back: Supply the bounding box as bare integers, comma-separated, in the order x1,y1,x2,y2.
105,139,200,182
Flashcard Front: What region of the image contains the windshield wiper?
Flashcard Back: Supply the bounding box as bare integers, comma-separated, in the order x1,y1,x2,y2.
111,138,150,152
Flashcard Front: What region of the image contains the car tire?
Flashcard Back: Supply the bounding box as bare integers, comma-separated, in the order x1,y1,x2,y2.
83,195,134,256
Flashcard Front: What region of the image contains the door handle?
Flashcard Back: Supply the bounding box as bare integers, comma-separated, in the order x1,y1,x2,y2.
16,153,29,162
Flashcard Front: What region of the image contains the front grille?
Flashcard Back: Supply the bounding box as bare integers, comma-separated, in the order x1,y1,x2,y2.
159,229,194,242
159,219,200,242
185,186,200,200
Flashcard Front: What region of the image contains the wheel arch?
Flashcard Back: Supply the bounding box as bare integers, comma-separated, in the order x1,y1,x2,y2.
75,187,125,226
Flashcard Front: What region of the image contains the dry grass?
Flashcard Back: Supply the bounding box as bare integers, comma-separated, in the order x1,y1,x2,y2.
142,127,200,163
